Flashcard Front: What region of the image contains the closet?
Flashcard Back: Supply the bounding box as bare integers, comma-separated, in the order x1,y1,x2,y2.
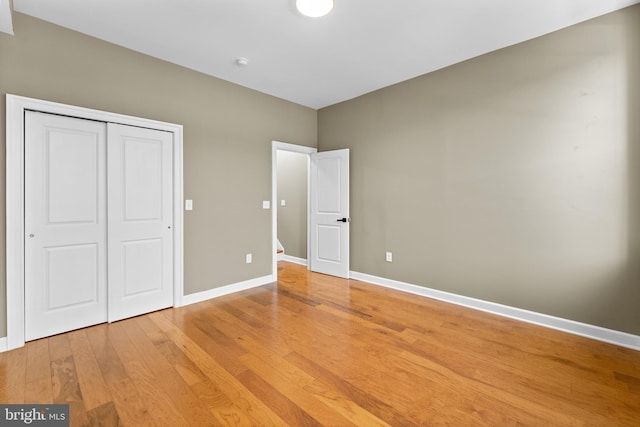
24,111,174,341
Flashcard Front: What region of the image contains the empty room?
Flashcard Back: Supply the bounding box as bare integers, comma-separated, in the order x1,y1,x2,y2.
1,0,639,425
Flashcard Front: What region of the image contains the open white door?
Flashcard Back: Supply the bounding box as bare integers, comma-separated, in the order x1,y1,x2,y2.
107,124,174,322
310,149,350,278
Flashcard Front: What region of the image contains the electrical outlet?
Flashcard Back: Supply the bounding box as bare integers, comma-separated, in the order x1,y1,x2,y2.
386,252,393,262
246,253,252,264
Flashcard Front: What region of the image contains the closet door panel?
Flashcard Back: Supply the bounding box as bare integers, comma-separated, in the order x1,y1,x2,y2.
24,111,108,341
107,123,174,322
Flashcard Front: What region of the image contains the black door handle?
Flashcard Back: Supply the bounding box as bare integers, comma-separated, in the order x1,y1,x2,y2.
336,218,349,222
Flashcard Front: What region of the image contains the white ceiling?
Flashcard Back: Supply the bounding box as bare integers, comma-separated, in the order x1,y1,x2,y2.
12,0,640,109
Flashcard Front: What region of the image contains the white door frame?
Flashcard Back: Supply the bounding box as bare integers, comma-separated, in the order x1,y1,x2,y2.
5,94,184,350
271,141,316,279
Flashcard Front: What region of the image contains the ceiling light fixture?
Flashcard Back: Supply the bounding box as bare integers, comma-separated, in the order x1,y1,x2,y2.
296,0,334,18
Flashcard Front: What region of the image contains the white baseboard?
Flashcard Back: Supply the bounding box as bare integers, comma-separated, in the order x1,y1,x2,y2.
0,337,7,353
282,255,307,266
180,274,274,307
350,271,640,352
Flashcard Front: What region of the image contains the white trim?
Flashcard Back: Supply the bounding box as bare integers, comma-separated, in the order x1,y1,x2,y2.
0,337,7,353
6,96,26,350
271,141,316,281
350,270,640,351
181,275,274,306
283,255,307,266
5,94,184,350
0,0,14,36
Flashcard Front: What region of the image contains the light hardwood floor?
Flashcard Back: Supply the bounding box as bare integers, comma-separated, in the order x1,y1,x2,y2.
1,261,639,426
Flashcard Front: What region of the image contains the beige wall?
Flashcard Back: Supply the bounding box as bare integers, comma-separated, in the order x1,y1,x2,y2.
277,151,308,259
318,6,640,335
0,13,317,337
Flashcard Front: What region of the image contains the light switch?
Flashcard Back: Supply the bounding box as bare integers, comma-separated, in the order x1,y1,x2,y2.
185,200,193,211
281,200,286,207
263,200,270,209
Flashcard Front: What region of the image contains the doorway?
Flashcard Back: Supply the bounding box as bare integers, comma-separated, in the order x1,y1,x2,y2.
271,141,351,280
6,95,184,350
271,141,316,279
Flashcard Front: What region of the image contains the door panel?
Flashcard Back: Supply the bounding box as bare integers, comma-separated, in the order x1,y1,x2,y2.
316,156,342,212
123,138,164,220
317,224,342,262
310,149,350,278
107,123,174,322
47,132,100,223
25,111,108,341
46,244,100,309
122,239,163,296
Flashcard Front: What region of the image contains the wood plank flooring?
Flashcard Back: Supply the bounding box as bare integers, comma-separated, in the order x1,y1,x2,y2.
1,261,639,426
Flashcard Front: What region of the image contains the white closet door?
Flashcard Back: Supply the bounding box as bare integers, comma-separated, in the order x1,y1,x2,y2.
107,124,174,322
24,111,108,341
